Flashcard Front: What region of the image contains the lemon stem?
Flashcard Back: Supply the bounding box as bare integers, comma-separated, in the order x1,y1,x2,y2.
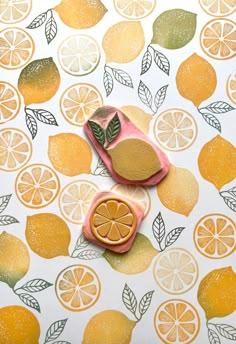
46,9,53,17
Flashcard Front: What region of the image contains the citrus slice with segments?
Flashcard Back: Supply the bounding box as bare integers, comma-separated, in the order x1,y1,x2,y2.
114,0,156,19
110,183,151,218
194,213,236,259
60,83,103,126
0,27,34,69
0,0,32,24
55,264,101,311
226,71,236,104
59,180,99,224
91,197,137,245
200,18,236,60
15,163,60,208
198,0,236,17
154,299,200,344
153,248,199,294
58,34,100,76
0,128,32,171
153,108,197,152
0,81,21,124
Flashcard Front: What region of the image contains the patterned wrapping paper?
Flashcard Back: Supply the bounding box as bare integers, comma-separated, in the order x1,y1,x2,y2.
0,0,236,343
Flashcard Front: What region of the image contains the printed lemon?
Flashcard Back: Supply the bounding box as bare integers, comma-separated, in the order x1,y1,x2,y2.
119,105,152,135
114,0,156,20
48,133,92,176
198,0,236,17
18,57,60,106
0,305,40,344
25,213,71,259
151,9,197,49
198,266,236,320
198,135,236,190
111,183,151,218
55,264,101,311
226,71,236,104
176,53,217,107
54,0,107,29
156,164,199,216
0,27,34,70
0,81,21,124
0,231,30,288
103,233,157,274
82,310,136,344
154,299,200,343
153,248,199,294
59,180,99,224
0,128,32,171
0,0,32,24
102,21,145,63
194,213,236,259
107,138,161,181
200,18,236,60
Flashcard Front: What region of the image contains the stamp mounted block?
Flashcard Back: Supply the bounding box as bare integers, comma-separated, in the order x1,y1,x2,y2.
82,191,144,253
84,106,169,186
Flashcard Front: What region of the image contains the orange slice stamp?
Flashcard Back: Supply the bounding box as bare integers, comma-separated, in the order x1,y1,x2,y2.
82,191,144,253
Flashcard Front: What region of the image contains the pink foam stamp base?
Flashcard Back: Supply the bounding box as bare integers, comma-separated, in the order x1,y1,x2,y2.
84,106,169,186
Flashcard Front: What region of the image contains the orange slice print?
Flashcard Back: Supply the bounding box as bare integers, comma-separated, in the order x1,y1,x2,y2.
0,82,21,124
153,108,197,152
153,248,199,294
91,198,137,245
198,0,236,17
154,299,200,344
111,183,151,218
60,83,103,126
0,128,32,171
0,0,32,24
226,71,236,104
200,18,236,60
194,213,236,259
114,0,156,19
55,264,101,312
15,163,60,208
59,180,99,224
0,27,34,69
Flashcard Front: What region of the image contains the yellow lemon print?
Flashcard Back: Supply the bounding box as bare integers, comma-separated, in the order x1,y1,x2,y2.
154,299,200,343
153,248,199,295
48,133,93,177
0,0,32,24
226,71,236,104
0,231,30,288
15,163,60,208
114,0,156,20
119,105,152,135
156,164,199,216
102,21,145,63
55,264,101,312
0,27,34,70
111,183,151,218
103,233,158,274
153,108,198,152
198,134,236,190
59,180,99,224
176,53,217,107
198,0,236,17
0,305,40,344
198,266,236,320
194,213,236,259
151,9,197,49
200,18,236,60
0,128,32,171
18,57,60,107
54,0,107,29
82,310,136,344
0,81,21,124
